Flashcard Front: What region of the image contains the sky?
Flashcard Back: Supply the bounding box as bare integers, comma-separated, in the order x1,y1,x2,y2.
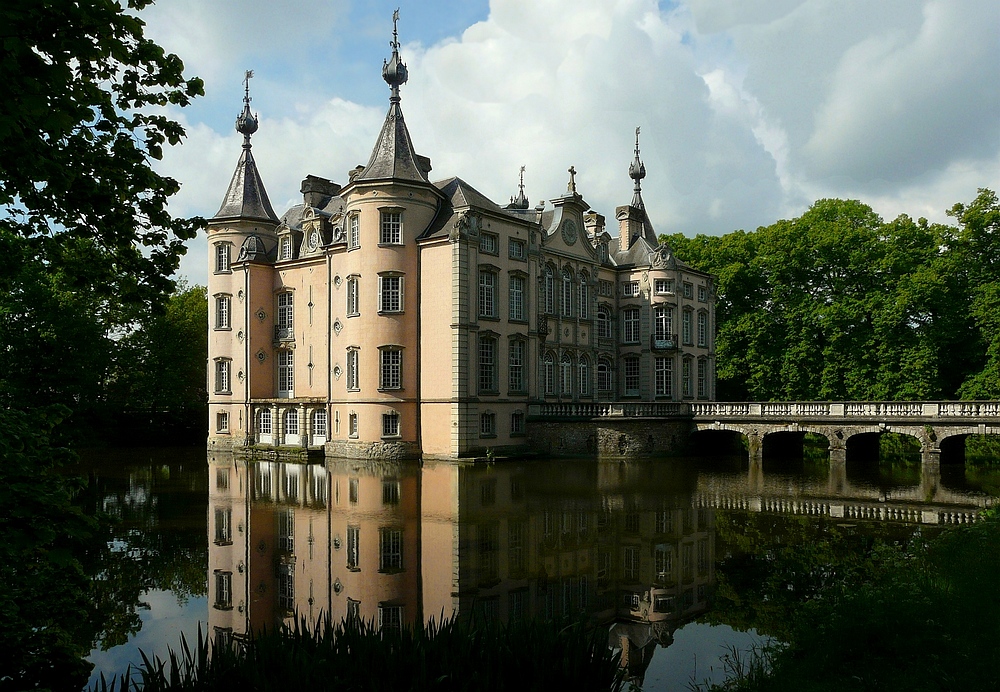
138,0,1000,287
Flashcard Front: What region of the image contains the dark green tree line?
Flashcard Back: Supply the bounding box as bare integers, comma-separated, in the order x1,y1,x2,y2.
667,190,1000,401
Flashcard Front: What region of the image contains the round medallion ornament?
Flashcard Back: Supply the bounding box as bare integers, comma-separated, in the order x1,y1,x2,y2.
307,229,320,251
256,308,267,322
561,219,578,245
256,349,267,363
333,319,343,335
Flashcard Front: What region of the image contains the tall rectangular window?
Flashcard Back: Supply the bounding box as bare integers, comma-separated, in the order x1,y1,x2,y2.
479,271,496,318
697,359,708,398
508,339,525,392
654,306,673,340
313,409,327,437
698,285,707,302
348,413,358,437
683,282,694,299
214,507,232,544
277,564,294,614
347,277,360,316
215,359,231,394
622,308,640,343
382,479,400,505
510,410,525,434
259,408,272,435
278,292,293,332
382,411,400,437
509,275,525,321
682,310,693,345
480,411,496,436
347,349,359,391
697,312,708,347
380,211,402,244
623,546,639,582
655,357,672,397
348,214,360,249
543,268,554,314
216,411,229,433
623,358,640,396
347,525,360,569
380,349,401,389
215,295,231,330
215,243,230,272
214,571,232,609
278,351,294,397
683,359,693,397
379,275,403,313
578,278,589,320
597,307,611,339
561,271,573,317
543,355,555,395
379,528,403,571
279,236,292,260
479,337,496,393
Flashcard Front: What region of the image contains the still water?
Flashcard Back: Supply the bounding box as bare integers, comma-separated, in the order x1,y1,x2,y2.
82,448,997,690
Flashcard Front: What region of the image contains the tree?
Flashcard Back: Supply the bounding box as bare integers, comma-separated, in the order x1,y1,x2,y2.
0,0,204,420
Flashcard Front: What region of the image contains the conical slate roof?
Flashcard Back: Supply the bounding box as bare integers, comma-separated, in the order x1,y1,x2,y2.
353,101,430,183
213,144,279,222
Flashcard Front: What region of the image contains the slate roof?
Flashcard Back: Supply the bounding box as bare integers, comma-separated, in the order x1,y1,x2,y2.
353,102,431,183
213,145,279,223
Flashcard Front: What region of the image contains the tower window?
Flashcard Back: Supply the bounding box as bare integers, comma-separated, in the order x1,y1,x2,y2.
215,243,231,273
379,211,402,244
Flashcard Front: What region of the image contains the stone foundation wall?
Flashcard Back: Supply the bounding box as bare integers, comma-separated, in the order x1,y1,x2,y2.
325,439,421,461
527,419,695,457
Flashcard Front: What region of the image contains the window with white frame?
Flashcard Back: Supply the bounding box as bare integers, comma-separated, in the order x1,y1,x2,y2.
215,243,231,273
346,349,359,391
479,232,498,254
279,236,293,260
346,525,360,569
348,214,360,249
480,411,496,436
682,309,693,345
509,274,525,321
379,348,402,390
655,357,672,397
379,528,403,571
278,292,293,334
215,295,231,330
654,306,673,341
597,357,612,391
379,275,404,313
543,266,555,314
259,408,272,435
599,280,614,296
509,238,525,260
214,570,232,609
579,274,589,320
510,410,525,434
379,604,403,631
348,412,358,437
346,276,360,316
379,210,402,244
508,339,525,392
697,359,708,398
277,351,294,397
284,409,299,435
543,353,555,395
622,281,640,297
622,307,640,343
277,563,294,614
597,306,612,339
560,354,572,395
216,411,229,433
578,356,590,396
479,336,497,393
654,278,673,294
561,269,573,317
479,270,496,318
683,358,693,397
623,357,640,396
697,311,708,347
382,410,400,437
313,409,327,437
214,359,231,394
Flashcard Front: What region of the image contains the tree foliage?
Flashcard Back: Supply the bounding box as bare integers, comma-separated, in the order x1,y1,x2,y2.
668,190,1000,401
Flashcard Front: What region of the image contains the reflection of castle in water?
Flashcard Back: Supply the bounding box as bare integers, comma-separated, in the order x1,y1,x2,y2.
207,454,714,681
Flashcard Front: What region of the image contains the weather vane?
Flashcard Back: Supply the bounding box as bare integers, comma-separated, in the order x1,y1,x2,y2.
244,70,254,102
391,8,400,50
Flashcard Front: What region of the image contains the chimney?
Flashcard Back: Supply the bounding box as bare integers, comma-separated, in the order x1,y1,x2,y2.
300,175,341,207
616,205,643,249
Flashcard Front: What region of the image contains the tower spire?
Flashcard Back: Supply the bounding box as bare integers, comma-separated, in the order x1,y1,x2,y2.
509,165,529,209
628,126,646,209
382,8,408,104
214,70,278,222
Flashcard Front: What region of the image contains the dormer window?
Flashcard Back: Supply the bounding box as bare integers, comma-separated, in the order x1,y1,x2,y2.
348,214,360,250
279,236,293,260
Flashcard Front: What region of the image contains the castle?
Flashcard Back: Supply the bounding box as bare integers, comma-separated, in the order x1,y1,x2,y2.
206,20,715,460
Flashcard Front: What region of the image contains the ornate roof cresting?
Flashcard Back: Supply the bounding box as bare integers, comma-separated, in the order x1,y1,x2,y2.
213,70,279,223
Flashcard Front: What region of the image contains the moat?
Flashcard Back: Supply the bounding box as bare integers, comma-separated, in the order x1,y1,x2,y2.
81,446,999,690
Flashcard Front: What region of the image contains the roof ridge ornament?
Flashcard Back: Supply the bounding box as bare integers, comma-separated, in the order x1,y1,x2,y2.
629,125,645,208
509,165,529,209
235,70,259,148
382,9,408,103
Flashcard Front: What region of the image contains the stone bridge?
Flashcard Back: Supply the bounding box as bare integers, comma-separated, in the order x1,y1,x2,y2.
528,401,1000,469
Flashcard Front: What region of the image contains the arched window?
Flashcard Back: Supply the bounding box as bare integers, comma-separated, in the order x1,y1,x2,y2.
597,306,612,339
543,352,555,395
560,354,573,395
259,408,272,436
578,272,589,320
578,356,590,396
697,311,708,347
561,269,573,317
597,357,613,392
